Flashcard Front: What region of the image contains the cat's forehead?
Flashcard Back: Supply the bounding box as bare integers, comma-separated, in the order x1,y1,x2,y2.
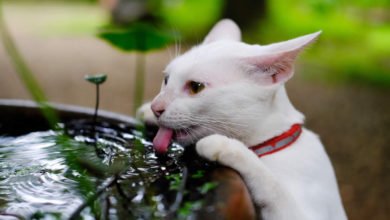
168,41,252,67
165,41,259,82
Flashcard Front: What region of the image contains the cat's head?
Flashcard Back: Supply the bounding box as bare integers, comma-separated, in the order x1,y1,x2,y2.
151,19,320,153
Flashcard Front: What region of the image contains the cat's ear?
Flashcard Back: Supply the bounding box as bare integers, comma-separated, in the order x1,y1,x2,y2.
203,19,241,44
243,31,321,85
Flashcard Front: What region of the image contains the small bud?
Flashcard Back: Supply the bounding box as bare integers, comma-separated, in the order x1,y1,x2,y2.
85,74,107,85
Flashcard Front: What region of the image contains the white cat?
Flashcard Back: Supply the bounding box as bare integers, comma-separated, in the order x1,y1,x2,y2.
138,19,347,220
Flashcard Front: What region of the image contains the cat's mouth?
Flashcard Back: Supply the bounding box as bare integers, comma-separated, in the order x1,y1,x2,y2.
173,126,200,141
153,125,200,154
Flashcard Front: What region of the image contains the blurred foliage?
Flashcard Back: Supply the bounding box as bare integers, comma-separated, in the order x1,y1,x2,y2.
9,0,98,2
2,0,389,87
0,0,60,128
99,0,389,87
252,0,390,86
97,0,176,114
157,0,224,41
157,0,390,86
98,23,174,52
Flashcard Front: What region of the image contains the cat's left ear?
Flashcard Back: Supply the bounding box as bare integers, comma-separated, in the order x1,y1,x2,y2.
243,31,321,85
203,19,241,44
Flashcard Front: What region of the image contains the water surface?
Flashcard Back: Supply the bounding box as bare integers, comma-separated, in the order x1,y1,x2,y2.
0,121,203,219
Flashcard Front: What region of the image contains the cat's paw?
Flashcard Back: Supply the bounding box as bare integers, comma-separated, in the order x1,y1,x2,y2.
136,102,157,125
196,134,246,165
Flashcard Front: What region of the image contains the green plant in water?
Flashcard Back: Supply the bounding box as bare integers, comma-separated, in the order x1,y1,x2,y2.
30,211,62,220
165,168,219,219
178,201,203,219
85,73,107,126
55,135,104,219
191,170,205,179
198,181,218,195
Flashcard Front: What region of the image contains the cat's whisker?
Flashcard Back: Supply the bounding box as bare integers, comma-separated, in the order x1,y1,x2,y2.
182,126,196,144
173,35,178,58
178,38,182,57
175,41,178,58
175,115,247,137
167,45,174,61
188,115,249,130
181,116,247,132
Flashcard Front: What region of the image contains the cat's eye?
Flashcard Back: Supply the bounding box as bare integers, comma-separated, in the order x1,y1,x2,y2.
164,75,169,85
187,81,205,95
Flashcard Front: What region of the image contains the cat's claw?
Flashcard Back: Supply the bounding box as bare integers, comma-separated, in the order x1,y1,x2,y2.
196,134,246,165
136,102,157,125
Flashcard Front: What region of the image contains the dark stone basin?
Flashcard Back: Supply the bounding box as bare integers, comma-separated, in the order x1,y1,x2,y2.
0,99,255,219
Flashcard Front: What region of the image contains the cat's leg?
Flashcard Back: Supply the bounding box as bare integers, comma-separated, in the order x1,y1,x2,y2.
196,134,308,220
136,102,157,125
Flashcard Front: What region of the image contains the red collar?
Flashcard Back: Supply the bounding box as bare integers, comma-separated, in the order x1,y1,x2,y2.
249,124,302,157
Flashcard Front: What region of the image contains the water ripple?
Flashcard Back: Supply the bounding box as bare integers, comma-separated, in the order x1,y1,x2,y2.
0,132,84,218
0,121,187,219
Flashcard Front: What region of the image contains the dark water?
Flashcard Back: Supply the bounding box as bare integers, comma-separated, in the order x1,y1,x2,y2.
0,121,215,219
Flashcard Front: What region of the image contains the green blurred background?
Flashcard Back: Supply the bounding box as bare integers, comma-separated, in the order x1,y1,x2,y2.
0,0,389,219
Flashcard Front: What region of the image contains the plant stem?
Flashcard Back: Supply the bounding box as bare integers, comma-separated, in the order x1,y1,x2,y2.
93,84,100,127
167,167,188,217
69,176,117,220
92,84,100,156
133,53,145,115
0,0,59,129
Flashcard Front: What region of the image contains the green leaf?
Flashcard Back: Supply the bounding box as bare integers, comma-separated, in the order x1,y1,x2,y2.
98,23,174,52
178,201,203,218
166,173,182,191
85,74,107,85
198,182,218,194
31,211,62,220
191,170,205,179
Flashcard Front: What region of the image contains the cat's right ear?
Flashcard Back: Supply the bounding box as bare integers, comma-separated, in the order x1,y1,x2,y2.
242,31,321,85
203,19,241,44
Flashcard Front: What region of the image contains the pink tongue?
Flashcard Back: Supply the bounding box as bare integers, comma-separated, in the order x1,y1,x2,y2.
153,127,173,154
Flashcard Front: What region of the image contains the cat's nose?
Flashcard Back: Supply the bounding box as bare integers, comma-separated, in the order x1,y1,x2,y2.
151,103,165,118
154,109,165,118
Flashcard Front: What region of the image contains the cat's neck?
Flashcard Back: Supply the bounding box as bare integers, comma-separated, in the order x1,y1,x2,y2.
245,86,304,147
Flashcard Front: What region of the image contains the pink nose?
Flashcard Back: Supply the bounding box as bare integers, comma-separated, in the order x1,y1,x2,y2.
151,102,165,118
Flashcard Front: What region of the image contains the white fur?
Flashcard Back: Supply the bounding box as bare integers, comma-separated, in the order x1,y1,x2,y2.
141,19,347,219
136,102,157,125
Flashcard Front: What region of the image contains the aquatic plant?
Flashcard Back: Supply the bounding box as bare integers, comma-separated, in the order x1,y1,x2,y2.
85,73,107,128
97,0,174,114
